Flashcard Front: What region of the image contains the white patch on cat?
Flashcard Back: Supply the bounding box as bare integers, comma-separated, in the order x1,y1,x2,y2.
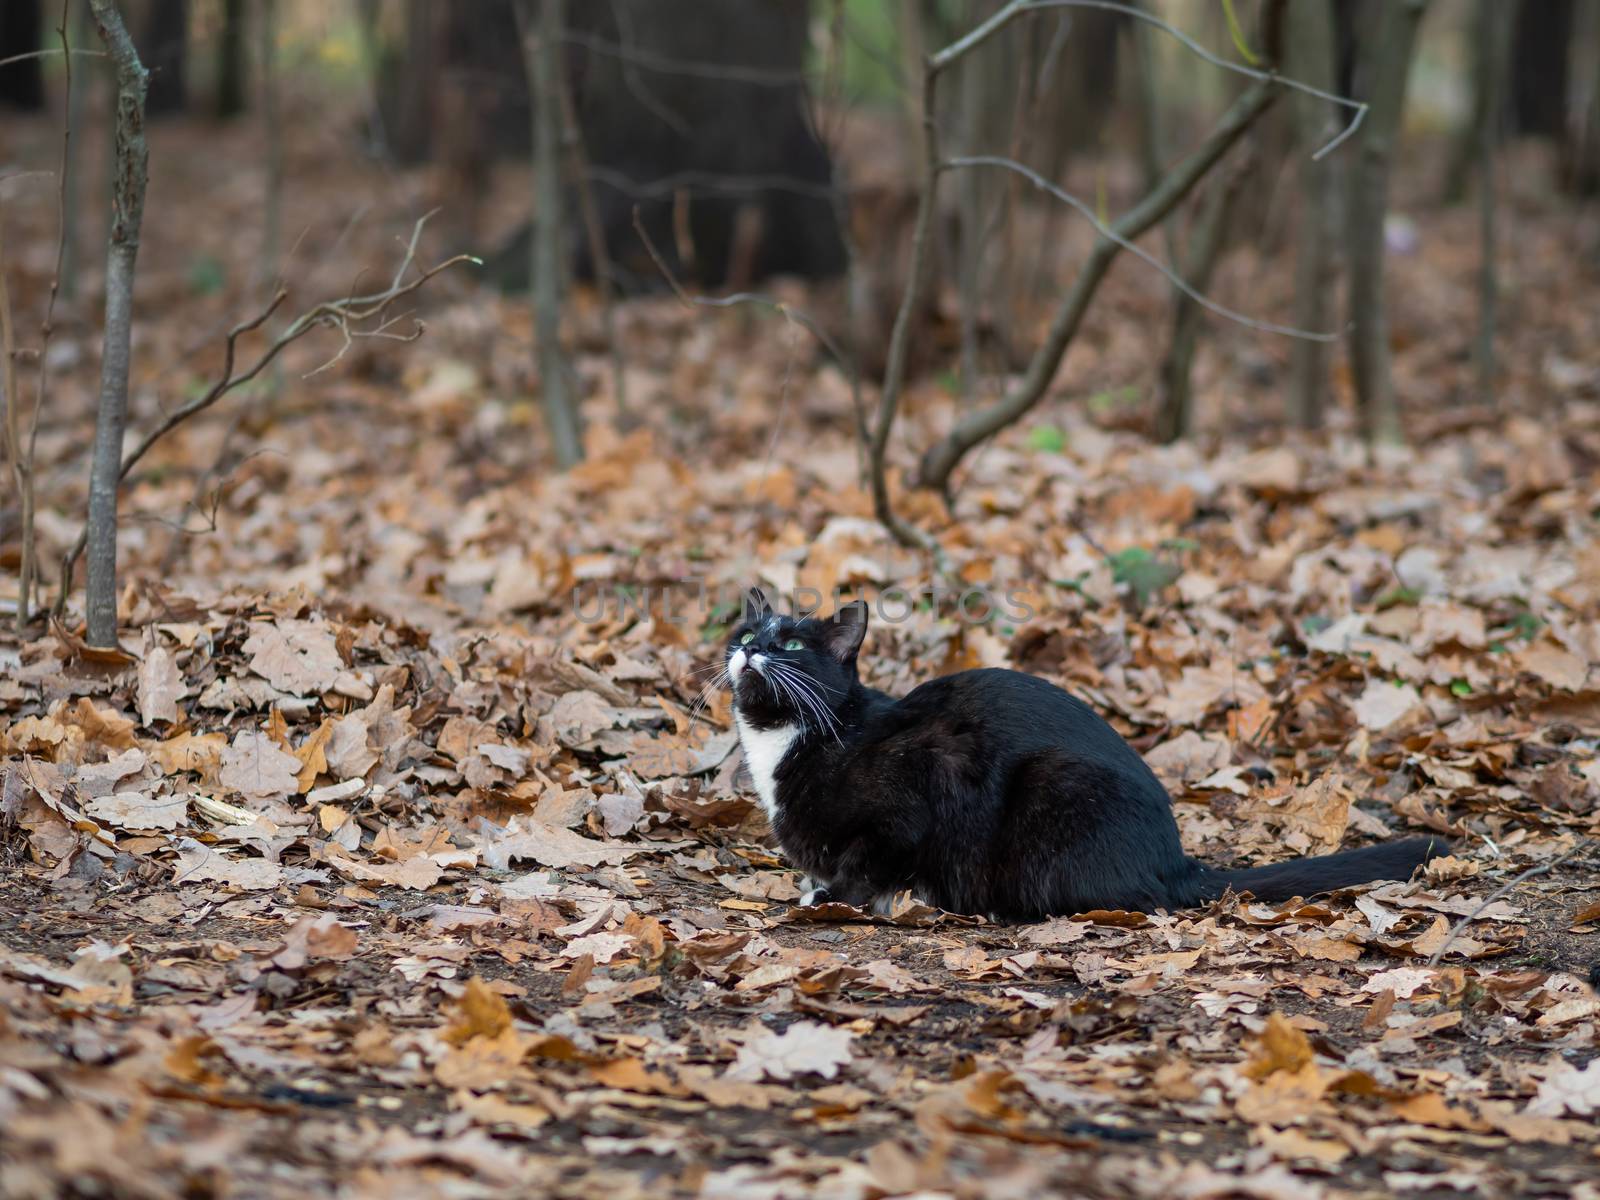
728,648,747,679
734,711,798,821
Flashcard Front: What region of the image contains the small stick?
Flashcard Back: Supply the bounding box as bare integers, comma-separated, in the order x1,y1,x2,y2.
1425,839,1594,967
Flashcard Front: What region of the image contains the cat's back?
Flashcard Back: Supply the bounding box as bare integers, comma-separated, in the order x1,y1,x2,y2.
896,667,1136,762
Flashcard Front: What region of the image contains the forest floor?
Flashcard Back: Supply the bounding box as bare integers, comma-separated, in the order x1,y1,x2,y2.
3,108,1600,1199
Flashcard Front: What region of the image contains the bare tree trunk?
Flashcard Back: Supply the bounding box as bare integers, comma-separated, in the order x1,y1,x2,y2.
519,0,582,468
1154,156,1252,443
892,3,929,177
216,0,245,117
1344,0,1427,447
259,0,281,285
1130,0,1179,269
557,60,625,418
953,1,1016,405
1475,0,1514,406
138,0,185,114
1287,0,1339,429
1563,0,1599,194
0,0,45,109
85,0,149,648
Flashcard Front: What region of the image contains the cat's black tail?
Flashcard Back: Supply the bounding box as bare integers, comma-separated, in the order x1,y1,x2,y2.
1198,837,1447,903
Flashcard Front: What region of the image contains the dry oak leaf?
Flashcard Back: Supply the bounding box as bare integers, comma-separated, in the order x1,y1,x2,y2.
324,845,445,890
546,690,623,746
171,837,284,891
138,646,185,725
1362,967,1436,998
436,978,530,1091
1244,1012,1316,1080
1407,914,1491,960
1527,1060,1600,1117
727,1020,855,1082
444,976,515,1045
324,713,379,780
477,818,642,870
1350,680,1425,732
1236,1013,1380,1122
294,718,336,793
242,620,343,695
164,1035,226,1088
67,697,139,751
1143,730,1232,786
219,730,302,803
85,790,187,831
75,746,148,796
561,932,634,963
624,727,739,780
270,914,359,969
1514,641,1592,693
146,731,227,778
64,940,135,1006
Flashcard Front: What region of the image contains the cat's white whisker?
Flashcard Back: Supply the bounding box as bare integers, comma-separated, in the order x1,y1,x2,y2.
768,662,843,745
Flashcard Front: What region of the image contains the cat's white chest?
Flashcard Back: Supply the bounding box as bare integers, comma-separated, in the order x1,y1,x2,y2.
734,712,798,822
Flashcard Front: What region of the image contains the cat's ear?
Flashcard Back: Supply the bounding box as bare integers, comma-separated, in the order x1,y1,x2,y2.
745,587,773,623
823,599,869,664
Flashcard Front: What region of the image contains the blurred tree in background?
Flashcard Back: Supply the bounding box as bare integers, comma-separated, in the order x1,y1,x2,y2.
4,0,1600,629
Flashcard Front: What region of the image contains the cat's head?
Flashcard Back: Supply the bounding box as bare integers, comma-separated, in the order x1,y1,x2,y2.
725,588,867,729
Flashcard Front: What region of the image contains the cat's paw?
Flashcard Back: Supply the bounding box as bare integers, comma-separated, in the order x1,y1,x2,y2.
796,878,832,907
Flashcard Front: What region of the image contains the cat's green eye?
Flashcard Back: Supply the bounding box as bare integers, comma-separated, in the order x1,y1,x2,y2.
783,638,804,651
739,631,756,645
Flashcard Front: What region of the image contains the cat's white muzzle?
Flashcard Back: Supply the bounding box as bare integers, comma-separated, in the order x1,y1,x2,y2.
729,649,768,683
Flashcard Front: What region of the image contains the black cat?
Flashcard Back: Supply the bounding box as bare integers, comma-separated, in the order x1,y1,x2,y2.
724,590,1443,919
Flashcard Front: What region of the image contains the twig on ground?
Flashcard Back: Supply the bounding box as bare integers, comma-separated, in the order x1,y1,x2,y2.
1425,839,1595,968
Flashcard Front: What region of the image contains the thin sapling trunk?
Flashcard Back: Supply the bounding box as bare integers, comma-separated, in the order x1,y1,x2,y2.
1344,0,1428,446
85,0,150,648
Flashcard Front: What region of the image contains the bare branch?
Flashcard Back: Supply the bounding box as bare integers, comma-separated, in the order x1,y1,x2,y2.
947,154,1338,341
0,47,104,69
929,0,1365,160
916,73,1281,498
54,218,475,615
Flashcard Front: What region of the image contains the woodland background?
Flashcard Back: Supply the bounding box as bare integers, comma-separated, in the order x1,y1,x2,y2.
2,1,1600,1197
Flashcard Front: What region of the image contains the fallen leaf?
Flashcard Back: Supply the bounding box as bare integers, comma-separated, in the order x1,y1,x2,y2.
138,646,185,725
726,1021,855,1082
219,730,302,802
242,620,344,695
